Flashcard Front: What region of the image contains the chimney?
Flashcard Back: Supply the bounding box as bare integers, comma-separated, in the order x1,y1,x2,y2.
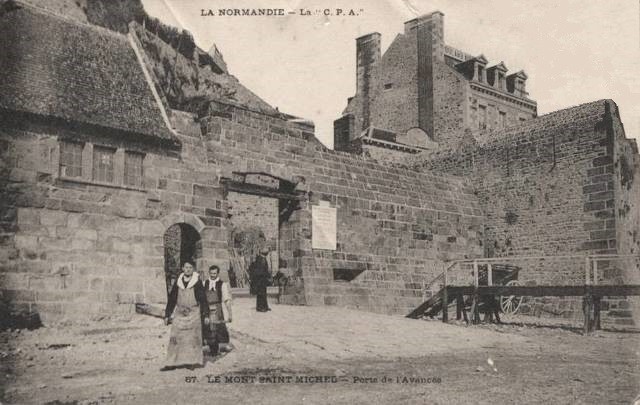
404,11,445,62
355,32,381,130
408,11,446,137
333,114,356,151
355,32,381,95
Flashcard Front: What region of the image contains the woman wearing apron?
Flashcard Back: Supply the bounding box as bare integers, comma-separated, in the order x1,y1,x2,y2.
162,261,210,371
202,265,232,356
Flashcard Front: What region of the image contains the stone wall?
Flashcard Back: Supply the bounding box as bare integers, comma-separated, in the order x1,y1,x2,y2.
333,114,355,152
198,101,484,315
0,110,227,324
467,86,537,134
364,33,419,135
421,100,639,324
612,104,640,326
432,62,467,146
0,100,483,324
227,190,279,269
360,144,420,166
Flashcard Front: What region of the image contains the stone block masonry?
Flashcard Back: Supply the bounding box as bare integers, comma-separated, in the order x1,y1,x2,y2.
0,100,483,323
421,100,639,325
336,12,537,153
198,101,484,315
422,100,621,258
2,96,637,325
5,97,636,324
10,5,636,327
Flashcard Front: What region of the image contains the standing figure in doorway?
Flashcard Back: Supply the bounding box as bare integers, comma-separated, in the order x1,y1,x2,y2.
162,261,209,371
202,265,232,356
249,247,271,312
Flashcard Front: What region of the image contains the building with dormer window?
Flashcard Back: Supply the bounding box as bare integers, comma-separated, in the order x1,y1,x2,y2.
334,11,537,157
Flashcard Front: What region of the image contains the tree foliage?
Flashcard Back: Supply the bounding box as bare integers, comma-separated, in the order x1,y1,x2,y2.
84,0,197,60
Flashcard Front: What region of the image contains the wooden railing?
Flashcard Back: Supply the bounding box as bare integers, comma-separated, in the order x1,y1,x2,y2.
413,254,640,334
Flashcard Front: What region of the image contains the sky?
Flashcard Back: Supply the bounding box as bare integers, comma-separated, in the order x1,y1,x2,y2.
141,0,640,148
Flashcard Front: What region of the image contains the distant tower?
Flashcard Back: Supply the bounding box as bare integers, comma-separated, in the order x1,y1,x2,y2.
406,11,445,137
206,43,228,74
355,32,381,131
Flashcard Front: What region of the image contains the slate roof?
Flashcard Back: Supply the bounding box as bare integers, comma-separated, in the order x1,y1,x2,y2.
0,3,176,141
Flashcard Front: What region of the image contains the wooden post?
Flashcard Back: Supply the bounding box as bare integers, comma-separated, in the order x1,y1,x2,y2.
583,257,592,334
585,256,590,286
442,265,449,322
472,260,480,324
469,295,476,325
583,288,593,335
473,293,480,324
594,296,601,330
456,294,463,320
593,260,598,285
442,286,448,323
486,263,493,323
135,303,164,318
473,260,479,288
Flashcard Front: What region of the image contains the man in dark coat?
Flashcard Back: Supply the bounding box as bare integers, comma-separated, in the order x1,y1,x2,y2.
249,247,271,312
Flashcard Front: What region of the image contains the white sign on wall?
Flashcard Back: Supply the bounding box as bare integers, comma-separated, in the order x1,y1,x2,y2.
312,203,337,250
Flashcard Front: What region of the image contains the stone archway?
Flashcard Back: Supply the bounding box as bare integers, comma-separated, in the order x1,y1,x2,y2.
160,212,207,234
163,223,202,296
140,213,211,306
221,171,308,304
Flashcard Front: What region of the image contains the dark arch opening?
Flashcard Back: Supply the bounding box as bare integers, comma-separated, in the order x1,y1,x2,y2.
163,223,202,296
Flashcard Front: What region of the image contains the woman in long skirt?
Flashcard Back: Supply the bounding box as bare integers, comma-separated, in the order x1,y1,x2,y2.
161,261,210,371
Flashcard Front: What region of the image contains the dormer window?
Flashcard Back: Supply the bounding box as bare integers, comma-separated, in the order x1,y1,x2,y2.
384,83,393,90
456,55,488,82
498,73,506,90
486,62,508,91
477,65,484,83
506,70,528,97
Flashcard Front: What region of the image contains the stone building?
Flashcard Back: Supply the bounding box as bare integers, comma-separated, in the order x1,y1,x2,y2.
334,11,537,158
0,3,484,324
0,3,638,328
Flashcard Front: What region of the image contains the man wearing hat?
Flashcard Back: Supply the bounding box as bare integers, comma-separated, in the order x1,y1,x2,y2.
249,247,272,312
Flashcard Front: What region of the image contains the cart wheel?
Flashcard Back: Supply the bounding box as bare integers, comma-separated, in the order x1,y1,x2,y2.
500,280,522,315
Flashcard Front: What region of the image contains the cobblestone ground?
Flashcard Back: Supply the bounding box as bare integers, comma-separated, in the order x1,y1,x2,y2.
1,299,639,404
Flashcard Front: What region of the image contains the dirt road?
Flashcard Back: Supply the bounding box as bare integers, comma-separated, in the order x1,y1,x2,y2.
1,299,639,404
